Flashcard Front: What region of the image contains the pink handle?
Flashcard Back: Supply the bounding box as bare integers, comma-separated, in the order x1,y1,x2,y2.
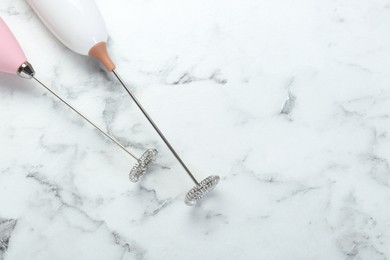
0,17,28,75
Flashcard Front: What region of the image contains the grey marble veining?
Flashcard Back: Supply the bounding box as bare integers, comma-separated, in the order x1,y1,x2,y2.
0,219,16,260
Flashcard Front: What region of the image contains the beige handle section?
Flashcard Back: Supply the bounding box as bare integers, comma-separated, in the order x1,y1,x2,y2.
88,42,116,71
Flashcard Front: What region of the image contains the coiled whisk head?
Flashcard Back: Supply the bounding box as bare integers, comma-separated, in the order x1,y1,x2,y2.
185,175,220,206
129,149,158,182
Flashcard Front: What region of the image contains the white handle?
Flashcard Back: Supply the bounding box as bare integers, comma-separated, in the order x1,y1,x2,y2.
26,0,108,55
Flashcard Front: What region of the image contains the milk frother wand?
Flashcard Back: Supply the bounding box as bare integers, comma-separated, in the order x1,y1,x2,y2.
0,17,157,182
26,0,220,205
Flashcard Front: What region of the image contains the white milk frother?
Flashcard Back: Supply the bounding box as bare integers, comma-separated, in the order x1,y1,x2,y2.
26,0,220,205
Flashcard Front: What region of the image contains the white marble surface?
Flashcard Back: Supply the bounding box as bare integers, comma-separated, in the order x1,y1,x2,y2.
1,0,390,259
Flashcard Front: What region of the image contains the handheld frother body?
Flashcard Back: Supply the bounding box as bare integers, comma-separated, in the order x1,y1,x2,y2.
26,0,116,71
0,18,29,75
26,0,106,55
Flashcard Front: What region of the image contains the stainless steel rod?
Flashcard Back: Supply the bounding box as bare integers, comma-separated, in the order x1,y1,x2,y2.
112,70,199,185
32,76,138,161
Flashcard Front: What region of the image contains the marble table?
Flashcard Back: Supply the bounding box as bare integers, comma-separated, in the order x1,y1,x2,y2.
1,0,390,259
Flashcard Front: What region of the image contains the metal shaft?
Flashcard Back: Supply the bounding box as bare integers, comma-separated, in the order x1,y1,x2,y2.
112,70,199,185
32,76,138,161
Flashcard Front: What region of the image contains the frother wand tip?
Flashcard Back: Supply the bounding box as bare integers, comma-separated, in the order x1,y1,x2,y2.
89,42,116,72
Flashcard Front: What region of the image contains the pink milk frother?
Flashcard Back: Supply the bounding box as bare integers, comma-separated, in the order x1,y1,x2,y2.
0,17,157,182
26,0,220,206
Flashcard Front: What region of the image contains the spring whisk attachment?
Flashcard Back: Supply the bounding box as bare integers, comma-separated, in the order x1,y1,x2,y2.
185,175,220,206
129,149,158,182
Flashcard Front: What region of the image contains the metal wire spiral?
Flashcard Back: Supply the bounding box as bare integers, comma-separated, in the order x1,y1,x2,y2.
185,175,220,206
129,149,158,182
